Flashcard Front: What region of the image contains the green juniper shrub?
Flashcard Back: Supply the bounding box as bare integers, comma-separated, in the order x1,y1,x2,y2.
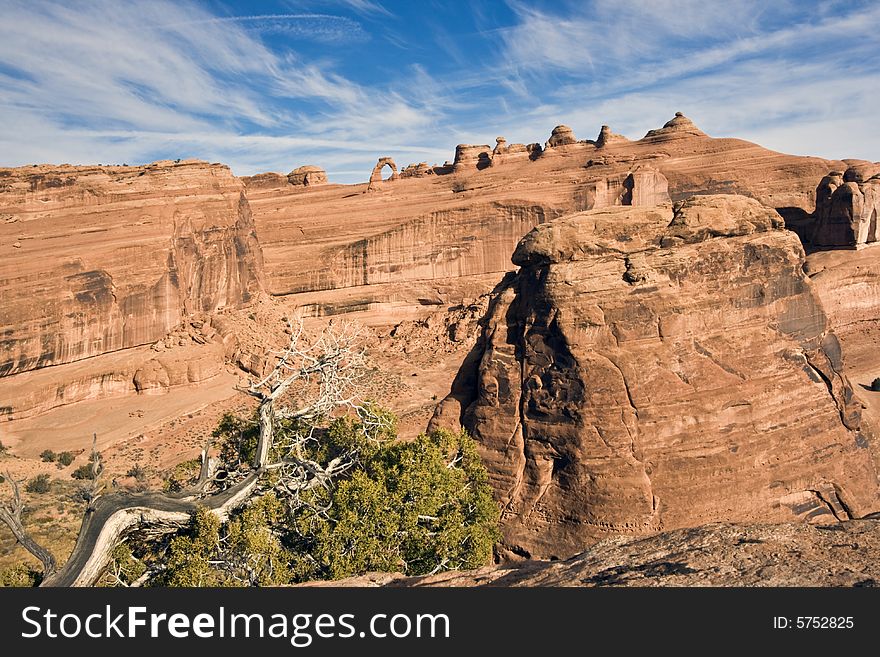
25,473,52,494
71,450,103,481
162,458,201,493
104,543,146,587
158,507,223,587
40,450,57,463
0,564,42,587
157,408,499,587
56,451,75,467
872,377,880,392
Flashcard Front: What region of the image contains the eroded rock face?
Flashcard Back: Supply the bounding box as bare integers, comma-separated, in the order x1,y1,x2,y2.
288,165,327,187
546,125,577,148
432,194,878,559
811,164,880,247
0,160,264,377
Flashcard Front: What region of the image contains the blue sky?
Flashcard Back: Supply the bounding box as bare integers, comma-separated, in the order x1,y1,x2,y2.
1,0,878,182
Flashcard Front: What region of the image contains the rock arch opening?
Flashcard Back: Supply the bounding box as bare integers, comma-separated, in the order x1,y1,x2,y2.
869,208,878,243
369,157,398,185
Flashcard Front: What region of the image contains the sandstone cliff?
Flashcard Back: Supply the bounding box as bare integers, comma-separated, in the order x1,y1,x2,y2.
431,195,878,559
0,160,264,378
247,115,841,317
811,163,880,248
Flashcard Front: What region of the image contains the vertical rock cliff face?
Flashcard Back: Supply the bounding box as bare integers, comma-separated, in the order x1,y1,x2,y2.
432,195,878,559
811,163,880,248
285,202,564,294
0,160,263,377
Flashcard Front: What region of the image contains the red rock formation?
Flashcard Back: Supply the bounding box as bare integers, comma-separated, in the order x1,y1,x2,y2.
369,157,399,184
431,195,878,558
288,165,327,187
246,114,841,311
0,159,264,377
811,163,880,247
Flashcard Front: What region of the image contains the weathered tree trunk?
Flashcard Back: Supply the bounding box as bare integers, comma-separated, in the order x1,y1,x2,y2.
41,472,262,587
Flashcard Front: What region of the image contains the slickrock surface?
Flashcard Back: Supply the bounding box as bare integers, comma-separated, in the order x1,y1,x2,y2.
431,195,878,559
309,520,880,587
0,160,263,379
811,162,880,247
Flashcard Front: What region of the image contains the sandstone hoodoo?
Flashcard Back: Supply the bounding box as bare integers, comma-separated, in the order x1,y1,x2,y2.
431,194,878,559
287,165,327,187
546,124,577,148
811,163,880,247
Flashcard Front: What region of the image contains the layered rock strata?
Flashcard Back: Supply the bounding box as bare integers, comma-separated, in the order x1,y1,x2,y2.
431,195,878,558
0,160,263,377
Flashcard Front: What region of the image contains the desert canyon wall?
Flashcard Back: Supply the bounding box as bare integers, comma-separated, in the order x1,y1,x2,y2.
429,195,877,558
2,113,880,561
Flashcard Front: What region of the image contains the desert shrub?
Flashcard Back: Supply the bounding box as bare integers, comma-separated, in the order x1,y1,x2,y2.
872,377,880,392
126,464,147,482
157,410,499,587
162,458,201,493
71,464,95,480
104,543,146,586
40,449,57,463
71,451,103,480
56,451,75,467
25,473,52,494
158,507,223,587
0,564,41,587
288,426,499,581
0,441,7,455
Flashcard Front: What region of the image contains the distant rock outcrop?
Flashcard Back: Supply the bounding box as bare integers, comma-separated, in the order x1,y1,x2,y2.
643,112,707,141
596,125,629,148
453,145,492,172
288,165,328,187
811,163,880,247
546,125,578,148
369,157,399,184
432,195,877,559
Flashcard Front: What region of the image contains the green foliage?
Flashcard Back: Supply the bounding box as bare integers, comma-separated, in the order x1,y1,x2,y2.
213,412,259,466
162,458,200,493
72,450,103,480
107,543,147,586
222,494,292,586
0,564,41,587
289,425,499,582
56,451,75,467
154,409,499,587
158,507,222,587
872,377,880,392
40,449,57,463
71,464,95,480
25,473,52,494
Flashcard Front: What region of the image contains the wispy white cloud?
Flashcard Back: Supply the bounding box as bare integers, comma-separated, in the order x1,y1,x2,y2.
0,0,877,183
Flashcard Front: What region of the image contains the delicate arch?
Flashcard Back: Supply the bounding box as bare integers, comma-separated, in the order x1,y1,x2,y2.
369,157,398,184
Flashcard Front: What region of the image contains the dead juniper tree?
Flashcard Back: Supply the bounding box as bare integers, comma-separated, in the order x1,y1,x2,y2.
0,315,383,587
